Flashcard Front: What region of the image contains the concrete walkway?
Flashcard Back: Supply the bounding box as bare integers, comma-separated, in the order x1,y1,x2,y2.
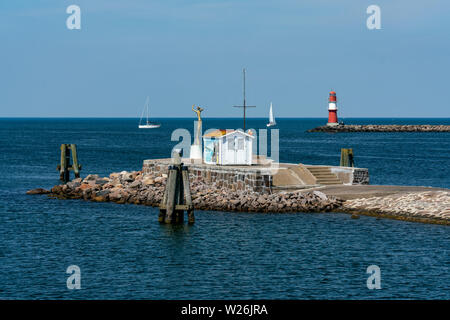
303,185,449,200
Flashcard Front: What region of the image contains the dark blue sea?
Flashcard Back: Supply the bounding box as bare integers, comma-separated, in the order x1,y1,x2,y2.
0,118,449,299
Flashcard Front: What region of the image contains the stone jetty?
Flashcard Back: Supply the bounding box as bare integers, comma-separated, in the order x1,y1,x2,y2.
308,124,450,133
30,170,343,213
341,191,450,225
27,170,450,225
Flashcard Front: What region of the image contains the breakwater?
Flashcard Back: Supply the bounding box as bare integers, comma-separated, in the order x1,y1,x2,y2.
308,124,450,133
27,169,450,225
341,191,450,225
28,170,343,213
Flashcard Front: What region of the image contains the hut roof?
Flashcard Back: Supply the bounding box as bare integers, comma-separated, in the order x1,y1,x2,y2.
203,129,254,138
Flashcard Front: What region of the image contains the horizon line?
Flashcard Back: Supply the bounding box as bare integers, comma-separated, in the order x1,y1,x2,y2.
1,116,450,119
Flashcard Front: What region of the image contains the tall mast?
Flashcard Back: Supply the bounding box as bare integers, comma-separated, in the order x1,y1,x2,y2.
233,68,255,131
243,69,246,130
146,96,150,124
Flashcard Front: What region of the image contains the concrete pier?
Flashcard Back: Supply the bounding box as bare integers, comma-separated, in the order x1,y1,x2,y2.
28,165,449,225
142,158,369,194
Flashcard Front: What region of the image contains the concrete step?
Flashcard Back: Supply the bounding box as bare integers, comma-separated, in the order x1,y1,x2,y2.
310,173,339,177
317,181,343,185
306,170,333,174
316,178,342,182
315,175,340,179
305,166,343,185
306,168,330,171
316,179,342,183
316,176,342,180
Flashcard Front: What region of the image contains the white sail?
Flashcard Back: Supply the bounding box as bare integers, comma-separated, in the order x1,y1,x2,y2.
269,103,274,122
139,96,161,129
267,102,276,127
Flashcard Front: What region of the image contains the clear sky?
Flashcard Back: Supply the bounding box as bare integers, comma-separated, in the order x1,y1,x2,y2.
0,0,449,118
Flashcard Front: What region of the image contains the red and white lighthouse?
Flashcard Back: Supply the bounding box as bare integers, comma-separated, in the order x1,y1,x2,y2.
327,91,339,126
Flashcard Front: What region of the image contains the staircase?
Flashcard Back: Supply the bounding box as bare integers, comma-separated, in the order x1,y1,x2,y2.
305,166,343,185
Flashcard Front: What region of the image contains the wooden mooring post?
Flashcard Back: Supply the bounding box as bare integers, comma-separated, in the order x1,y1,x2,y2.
340,148,354,167
158,150,194,224
57,144,81,183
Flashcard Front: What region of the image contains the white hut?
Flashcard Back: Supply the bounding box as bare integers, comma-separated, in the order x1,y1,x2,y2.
203,129,254,165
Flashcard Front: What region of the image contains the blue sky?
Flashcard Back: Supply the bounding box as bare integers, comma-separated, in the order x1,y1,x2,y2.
0,0,449,118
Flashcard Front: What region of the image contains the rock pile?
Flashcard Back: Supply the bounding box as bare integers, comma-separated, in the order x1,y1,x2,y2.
28,170,343,213
27,171,450,224
308,124,450,133
342,191,450,224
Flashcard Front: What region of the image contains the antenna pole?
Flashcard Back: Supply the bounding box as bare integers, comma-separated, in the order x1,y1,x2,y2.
233,67,255,131
243,68,246,131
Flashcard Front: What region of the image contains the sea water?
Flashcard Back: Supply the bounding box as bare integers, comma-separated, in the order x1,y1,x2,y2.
0,118,449,299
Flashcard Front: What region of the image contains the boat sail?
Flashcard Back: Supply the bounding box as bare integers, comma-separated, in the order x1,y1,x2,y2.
266,102,276,127
139,97,161,129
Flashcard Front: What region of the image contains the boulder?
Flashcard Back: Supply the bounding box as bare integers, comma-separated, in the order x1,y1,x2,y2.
92,195,107,202
129,180,142,189
51,185,63,194
257,196,266,204
109,189,123,201
109,173,120,179
26,188,50,195
142,178,154,185
85,174,99,181
96,189,111,197
66,181,81,189
80,183,92,191
122,173,134,182
131,171,140,179
154,177,165,184
95,179,109,186
313,191,328,201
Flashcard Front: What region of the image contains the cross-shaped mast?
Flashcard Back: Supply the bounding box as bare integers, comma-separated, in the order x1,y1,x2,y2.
233,68,255,131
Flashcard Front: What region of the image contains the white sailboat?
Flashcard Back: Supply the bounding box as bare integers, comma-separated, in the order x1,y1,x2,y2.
139,96,161,129
266,102,276,127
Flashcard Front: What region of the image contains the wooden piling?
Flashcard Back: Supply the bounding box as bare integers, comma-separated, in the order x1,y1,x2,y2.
70,144,81,178
164,165,178,224
340,148,354,167
158,150,194,224
57,144,82,183
182,167,195,224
